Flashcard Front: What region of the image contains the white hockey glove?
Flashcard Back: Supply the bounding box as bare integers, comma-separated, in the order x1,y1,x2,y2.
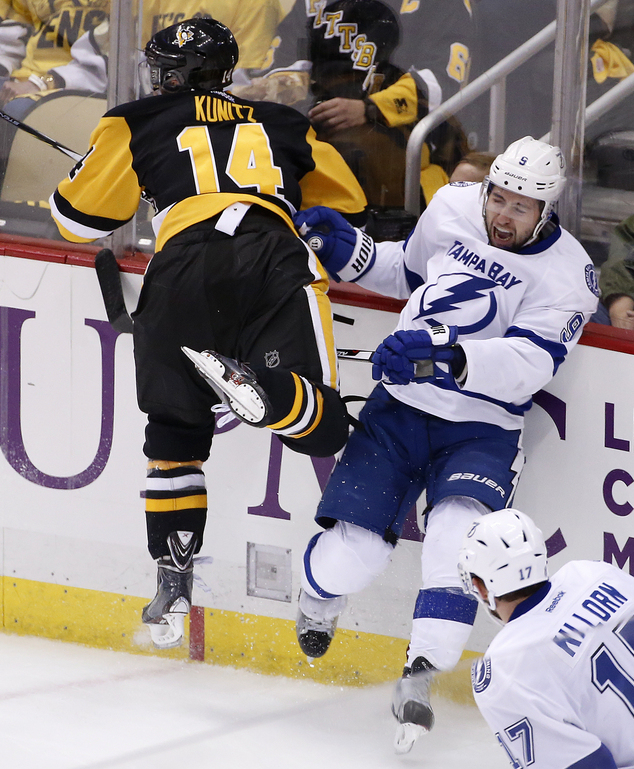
294,206,375,282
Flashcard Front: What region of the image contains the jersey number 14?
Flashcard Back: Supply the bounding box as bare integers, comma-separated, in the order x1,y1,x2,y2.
177,123,284,198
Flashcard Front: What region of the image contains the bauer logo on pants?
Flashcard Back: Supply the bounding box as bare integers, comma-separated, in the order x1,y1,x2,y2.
447,472,506,498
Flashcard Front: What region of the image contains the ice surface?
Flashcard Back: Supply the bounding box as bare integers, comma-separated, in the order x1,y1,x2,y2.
0,632,507,768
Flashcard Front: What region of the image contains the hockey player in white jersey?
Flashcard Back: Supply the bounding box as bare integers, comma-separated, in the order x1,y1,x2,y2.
292,136,600,753
458,509,634,769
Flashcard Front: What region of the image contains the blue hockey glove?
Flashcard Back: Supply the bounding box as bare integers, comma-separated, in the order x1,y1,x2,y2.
371,325,460,386
294,206,375,282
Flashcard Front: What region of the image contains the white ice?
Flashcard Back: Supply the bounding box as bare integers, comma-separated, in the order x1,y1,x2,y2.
0,632,508,769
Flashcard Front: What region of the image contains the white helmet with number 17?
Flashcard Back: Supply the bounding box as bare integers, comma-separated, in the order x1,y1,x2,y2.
457,509,549,611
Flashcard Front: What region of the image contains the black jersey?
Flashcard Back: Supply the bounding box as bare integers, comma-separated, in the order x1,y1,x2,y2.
51,89,367,251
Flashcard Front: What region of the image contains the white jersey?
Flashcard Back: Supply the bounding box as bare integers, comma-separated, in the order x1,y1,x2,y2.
473,560,634,769
357,182,599,430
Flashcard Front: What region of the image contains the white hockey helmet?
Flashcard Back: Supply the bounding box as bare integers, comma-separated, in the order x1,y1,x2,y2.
482,136,567,246
457,509,549,611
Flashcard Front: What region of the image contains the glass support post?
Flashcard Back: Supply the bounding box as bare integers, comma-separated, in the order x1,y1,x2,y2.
550,0,590,236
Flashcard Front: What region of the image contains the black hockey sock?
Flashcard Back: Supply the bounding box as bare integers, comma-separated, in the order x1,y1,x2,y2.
145,461,207,559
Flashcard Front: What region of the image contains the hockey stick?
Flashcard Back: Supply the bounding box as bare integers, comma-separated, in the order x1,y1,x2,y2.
0,112,162,210
0,109,83,162
336,348,373,361
94,248,134,333
337,348,434,377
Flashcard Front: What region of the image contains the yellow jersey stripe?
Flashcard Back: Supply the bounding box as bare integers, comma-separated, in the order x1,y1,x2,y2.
147,460,204,471
155,192,296,251
145,494,208,513
267,372,304,430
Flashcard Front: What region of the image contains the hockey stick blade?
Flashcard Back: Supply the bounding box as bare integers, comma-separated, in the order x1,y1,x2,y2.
94,248,134,334
0,109,83,162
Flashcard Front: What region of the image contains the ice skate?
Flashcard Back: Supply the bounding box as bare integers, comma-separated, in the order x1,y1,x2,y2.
142,531,198,650
182,347,271,427
391,656,436,754
295,589,347,659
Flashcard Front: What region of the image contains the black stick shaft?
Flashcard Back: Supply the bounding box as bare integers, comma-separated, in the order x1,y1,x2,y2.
0,109,83,162
94,248,134,334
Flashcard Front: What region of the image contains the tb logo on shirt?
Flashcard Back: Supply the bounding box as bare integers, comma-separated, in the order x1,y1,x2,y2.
414,273,499,334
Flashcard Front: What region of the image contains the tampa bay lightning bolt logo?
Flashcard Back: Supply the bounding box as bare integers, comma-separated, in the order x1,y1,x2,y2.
471,657,492,693
414,274,498,334
585,263,599,297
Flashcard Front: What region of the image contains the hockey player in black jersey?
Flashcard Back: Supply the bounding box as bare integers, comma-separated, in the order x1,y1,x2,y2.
49,17,367,651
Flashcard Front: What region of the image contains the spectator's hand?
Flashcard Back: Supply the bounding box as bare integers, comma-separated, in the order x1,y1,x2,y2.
309,98,366,135
609,295,634,329
0,79,39,107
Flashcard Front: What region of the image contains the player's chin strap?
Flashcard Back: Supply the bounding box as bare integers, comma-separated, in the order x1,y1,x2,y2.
523,201,554,247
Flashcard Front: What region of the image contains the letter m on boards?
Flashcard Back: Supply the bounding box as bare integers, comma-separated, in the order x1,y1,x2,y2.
604,533,634,576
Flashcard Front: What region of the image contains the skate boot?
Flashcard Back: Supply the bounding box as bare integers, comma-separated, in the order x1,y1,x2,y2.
296,589,347,659
142,531,198,650
392,656,436,754
181,347,271,427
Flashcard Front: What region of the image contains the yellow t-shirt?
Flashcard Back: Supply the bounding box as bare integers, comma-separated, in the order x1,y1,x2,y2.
142,1,286,70
1,0,108,79
1,1,286,79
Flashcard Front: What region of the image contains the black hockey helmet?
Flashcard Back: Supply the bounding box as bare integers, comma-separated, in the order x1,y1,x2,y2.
143,17,239,93
308,0,400,97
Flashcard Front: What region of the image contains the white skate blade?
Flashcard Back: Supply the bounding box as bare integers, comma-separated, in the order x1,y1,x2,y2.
181,347,267,424
182,345,224,377
147,613,185,650
394,722,425,754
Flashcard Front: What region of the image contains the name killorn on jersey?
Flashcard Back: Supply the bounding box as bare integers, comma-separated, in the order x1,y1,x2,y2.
448,240,523,289
553,581,630,657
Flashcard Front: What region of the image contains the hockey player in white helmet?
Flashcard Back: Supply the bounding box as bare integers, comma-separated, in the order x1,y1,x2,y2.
483,136,567,250
291,136,599,754
458,508,549,619
458,509,634,769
